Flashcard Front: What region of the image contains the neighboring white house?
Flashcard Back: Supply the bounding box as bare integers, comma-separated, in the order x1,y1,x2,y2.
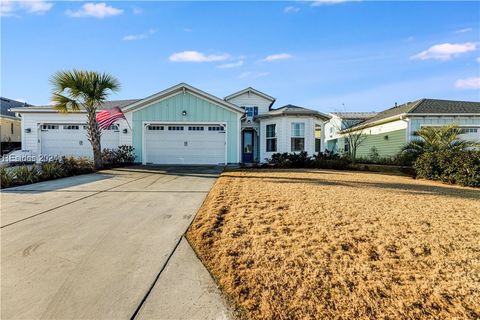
324,112,377,153
11,83,330,165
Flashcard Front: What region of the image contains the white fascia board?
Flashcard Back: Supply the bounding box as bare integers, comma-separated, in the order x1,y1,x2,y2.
224,87,276,102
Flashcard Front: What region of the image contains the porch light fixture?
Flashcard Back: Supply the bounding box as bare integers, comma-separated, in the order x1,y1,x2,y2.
25,128,31,133
122,128,128,134
384,135,389,140
182,110,187,116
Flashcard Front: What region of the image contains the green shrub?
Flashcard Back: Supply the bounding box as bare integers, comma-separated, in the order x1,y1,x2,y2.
267,153,293,168
61,156,94,176
40,161,65,180
102,145,135,168
13,165,39,185
267,152,313,168
368,146,380,162
312,153,350,170
0,166,14,188
266,152,350,170
413,150,480,187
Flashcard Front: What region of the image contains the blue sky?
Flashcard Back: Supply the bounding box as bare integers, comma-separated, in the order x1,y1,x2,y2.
1,1,479,112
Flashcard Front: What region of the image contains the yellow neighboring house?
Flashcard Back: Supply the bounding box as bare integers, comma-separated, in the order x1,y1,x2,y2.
1,97,28,154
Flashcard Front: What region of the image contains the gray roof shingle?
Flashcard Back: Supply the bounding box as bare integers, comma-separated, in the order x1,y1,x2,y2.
331,112,378,120
411,99,480,114
256,104,331,120
355,98,480,129
0,97,30,118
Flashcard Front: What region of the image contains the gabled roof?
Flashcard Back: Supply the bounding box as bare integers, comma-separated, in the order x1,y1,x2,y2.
331,112,377,120
224,87,276,107
11,83,245,115
122,83,244,114
10,99,140,113
347,98,480,131
1,97,31,118
256,104,331,121
410,98,480,114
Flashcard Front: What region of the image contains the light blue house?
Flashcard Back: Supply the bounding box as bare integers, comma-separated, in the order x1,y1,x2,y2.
14,83,330,165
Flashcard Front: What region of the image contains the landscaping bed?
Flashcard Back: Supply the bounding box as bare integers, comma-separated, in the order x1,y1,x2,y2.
187,169,480,319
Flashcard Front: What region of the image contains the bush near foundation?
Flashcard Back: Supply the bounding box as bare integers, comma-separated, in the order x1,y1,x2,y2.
266,152,350,170
413,150,480,187
102,145,135,168
61,156,95,176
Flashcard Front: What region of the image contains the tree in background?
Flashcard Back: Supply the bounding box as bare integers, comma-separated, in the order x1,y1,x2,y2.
338,119,367,163
50,70,120,169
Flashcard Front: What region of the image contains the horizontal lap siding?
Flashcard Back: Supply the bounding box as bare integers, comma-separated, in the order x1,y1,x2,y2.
132,92,239,163
409,116,480,140
356,129,406,158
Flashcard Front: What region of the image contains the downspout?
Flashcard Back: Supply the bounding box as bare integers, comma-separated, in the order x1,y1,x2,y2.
400,114,410,143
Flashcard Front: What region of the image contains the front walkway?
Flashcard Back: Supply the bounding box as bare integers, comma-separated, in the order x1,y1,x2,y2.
1,166,233,319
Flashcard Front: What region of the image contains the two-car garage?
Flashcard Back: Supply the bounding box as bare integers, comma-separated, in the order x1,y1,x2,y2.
16,83,243,165
144,124,226,165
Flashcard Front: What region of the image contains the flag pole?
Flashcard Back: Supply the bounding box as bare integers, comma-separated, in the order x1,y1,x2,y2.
124,117,132,131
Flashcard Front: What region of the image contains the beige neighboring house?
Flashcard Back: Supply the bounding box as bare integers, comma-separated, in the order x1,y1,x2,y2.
1,97,29,153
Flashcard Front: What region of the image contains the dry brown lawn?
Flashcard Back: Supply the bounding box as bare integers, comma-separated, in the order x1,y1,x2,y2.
187,169,480,320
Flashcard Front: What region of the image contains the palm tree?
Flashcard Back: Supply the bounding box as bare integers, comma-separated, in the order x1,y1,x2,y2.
51,70,120,170
401,124,477,159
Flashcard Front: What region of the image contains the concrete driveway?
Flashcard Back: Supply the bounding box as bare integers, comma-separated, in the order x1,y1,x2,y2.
1,166,232,320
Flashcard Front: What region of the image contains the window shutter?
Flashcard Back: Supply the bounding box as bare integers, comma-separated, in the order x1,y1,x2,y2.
254,107,258,116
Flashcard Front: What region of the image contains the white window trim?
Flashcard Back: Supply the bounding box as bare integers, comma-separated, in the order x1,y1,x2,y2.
266,124,277,152
291,122,305,152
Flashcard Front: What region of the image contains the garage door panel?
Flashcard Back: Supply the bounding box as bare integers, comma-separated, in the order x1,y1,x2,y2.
41,124,120,158
145,124,226,165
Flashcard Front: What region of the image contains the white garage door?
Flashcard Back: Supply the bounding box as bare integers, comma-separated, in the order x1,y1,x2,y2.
145,124,226,165
40,124,120,158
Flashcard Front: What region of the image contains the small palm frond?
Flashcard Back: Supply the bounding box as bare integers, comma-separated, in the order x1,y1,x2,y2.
50,69,120,112
51,93,81,113
401,139,426,156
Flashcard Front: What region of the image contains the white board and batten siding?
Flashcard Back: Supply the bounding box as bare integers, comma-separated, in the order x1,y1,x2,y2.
259,116,317,162
21,113,132,158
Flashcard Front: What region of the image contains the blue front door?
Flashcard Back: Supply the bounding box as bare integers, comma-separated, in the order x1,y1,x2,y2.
242,130,254,163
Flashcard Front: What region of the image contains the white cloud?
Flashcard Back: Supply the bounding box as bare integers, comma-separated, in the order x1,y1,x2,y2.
238,71,269,79
123,29,156,41
411,42,477,61
217,60,244,69
477,57,480,63
262,53,293,62
455,77,480,90
169,51,230,62
284,6,300,13
455,28,472,33
20,1,53,14
184,28,192,32
1,0,53,16
66,3,123,18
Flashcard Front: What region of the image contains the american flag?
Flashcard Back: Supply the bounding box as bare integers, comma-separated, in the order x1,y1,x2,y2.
96,107,126,130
